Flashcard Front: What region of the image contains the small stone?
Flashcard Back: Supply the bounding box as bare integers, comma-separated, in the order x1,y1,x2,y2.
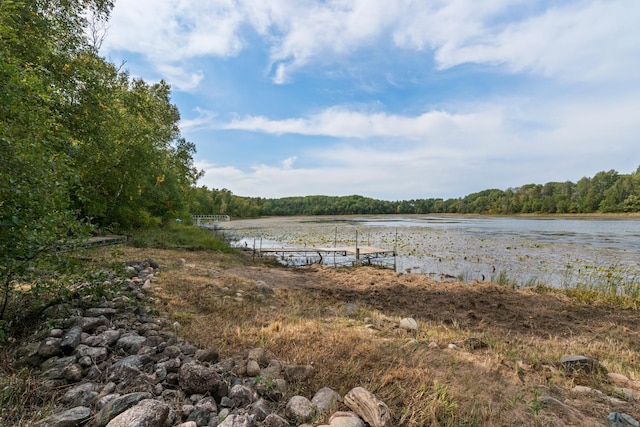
559,355,606,374
74,316,108,332
248,348,269,367
186,408,210,426
218,414,255,427
246,359,261,376
50,329,64,338
180,343,197,355
220,396,234,408
608,373,631,385
116,335,147,355
38,337,62,358
105,399,170,427
607,412,640,427
178,362,224,395
250,398,271,421
329,411,366,427
399,317,419,332
62,363,84,382
95,392,152,427
40,355,76,372
33,406,91,427
312,387,342,415
229,384,255,407
62,383,99,407
74,344,109,364
264,413,290,427
195,348,219,363
285,395,315,423
95,394,120,412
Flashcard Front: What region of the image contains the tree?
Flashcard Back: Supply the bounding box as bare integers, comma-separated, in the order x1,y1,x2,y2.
0,0,113,320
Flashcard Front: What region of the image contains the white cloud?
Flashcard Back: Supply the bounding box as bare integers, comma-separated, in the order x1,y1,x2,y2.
103,1,640,86
221,107,504,140
428,0,640,82
281,156,297,169
104,0,244,61
156,64,203,91
102,0,244,89
179,108,218,131
102,1,640,199
194,87,640,199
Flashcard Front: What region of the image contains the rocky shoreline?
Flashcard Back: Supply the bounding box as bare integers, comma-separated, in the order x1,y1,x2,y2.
9,259,393,427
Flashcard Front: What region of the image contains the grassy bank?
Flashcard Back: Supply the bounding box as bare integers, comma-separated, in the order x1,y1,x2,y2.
2,224,640,426
135,245,640,426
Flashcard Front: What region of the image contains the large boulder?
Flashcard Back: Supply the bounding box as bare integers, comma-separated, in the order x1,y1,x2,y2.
105,399,170,427
344,387,392,427
95,392,152,427
178,362,224,395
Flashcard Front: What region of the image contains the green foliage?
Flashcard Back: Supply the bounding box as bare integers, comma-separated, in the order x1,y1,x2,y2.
0,0,100,320
129,222,236,252
0,0,201,323
236,166,640,216
188,187,261,219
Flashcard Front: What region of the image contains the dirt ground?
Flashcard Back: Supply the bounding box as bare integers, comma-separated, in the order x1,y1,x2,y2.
229,263,640,342
221,259,640,425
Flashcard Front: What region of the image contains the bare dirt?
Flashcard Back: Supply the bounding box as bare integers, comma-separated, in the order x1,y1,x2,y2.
221,260,640,425
229,263,640,342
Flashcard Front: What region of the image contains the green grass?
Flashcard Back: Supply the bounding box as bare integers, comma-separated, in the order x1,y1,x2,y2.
128,222,237,252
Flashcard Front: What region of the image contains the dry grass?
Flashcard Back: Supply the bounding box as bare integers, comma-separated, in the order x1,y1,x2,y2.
13,245,640,426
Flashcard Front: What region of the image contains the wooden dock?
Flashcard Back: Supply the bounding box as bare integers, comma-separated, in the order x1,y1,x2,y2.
254,245,396,269
259,246,394,256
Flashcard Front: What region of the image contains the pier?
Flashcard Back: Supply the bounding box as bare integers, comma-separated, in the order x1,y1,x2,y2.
251,244,396,269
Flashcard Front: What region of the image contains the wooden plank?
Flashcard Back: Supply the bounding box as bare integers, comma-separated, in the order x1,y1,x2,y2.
258,246,394,255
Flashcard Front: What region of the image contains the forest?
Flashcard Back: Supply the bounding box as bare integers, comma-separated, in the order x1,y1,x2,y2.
0,0,201,298
190,166,640,218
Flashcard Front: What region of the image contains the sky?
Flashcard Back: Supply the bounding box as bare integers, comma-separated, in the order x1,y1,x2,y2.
100,0,640,201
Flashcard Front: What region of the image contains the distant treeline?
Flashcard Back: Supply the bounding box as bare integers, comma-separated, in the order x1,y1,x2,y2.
189,166,640,218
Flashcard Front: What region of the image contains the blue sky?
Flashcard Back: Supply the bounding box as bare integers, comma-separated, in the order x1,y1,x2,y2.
101,0,640,200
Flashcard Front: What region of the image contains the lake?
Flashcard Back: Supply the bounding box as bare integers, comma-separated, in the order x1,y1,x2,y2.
218,215,640,290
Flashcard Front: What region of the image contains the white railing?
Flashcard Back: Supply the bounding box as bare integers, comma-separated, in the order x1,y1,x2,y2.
192,215,231,226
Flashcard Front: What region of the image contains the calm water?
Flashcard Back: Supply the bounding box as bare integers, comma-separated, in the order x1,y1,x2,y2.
221,216,640,289
357,216,640,251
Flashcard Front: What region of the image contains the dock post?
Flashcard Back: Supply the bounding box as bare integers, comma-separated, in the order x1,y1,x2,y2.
334,226,337,268
394,227,398,272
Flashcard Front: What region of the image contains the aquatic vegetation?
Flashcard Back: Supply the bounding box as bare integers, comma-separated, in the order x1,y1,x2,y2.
222,216,640,296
